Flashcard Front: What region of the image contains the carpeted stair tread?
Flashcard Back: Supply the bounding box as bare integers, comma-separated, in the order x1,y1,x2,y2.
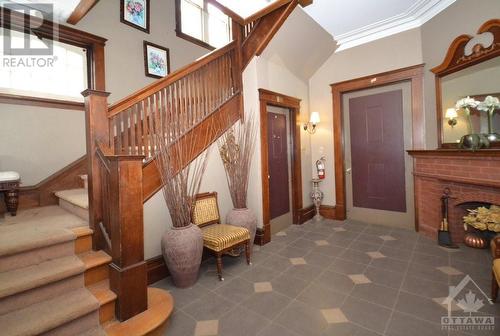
0,206,87,230
0,288,99,336
55,189,89,210
0,224,75,257
0,255,85,299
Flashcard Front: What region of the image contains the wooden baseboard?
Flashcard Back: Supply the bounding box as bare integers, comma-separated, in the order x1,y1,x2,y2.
297,205,315,224
319,205,345,220
146,256,169,285
254,225,271,246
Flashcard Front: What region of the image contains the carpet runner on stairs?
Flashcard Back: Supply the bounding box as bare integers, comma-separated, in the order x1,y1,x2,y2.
0,205,105,336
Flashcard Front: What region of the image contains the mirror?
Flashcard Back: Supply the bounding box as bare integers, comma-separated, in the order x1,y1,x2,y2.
441,57,500,144
432,19,500,148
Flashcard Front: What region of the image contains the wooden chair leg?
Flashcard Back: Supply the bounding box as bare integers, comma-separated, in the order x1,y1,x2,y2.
5,188,19,216
492,271,499,303
216,253,224,281
245,241,251,265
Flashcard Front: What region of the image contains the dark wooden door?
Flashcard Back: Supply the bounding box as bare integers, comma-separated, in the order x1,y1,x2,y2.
348,90,406,212
268,112,290,219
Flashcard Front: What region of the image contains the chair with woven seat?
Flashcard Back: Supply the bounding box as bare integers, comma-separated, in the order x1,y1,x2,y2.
192,192,251,281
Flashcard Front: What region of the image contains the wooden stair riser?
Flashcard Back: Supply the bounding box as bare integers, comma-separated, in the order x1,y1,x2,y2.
99,299,116,324
84,262,109,286
75,231,93,254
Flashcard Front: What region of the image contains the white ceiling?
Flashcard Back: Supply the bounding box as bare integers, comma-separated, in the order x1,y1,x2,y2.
0,0,79,22
303,0,456,51
214,0,277,19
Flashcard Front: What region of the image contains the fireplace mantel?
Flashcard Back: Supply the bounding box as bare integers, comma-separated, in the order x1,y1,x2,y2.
408,149,500,242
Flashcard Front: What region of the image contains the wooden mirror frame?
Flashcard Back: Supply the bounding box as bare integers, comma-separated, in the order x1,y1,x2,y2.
431,19,500,148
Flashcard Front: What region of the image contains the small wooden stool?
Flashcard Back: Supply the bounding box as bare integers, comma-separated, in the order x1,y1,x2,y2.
0,171,20,216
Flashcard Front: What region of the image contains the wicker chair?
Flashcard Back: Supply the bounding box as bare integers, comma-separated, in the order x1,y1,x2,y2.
492,236,500,302
192,192,251,281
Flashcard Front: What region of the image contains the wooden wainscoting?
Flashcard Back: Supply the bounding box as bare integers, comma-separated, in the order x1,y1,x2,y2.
298,205,315,224
0,155,87,212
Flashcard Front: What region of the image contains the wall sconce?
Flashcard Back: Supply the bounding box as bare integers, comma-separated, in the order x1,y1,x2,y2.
445,108,458,127
304,111,320,134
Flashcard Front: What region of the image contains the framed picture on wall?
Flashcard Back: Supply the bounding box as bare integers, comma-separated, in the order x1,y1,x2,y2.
143,41,171,79
120,0,150,33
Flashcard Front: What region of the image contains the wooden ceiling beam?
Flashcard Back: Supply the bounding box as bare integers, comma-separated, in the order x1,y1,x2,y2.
67,0,99,25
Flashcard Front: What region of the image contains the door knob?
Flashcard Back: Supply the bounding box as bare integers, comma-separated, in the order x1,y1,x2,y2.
346,168,352,175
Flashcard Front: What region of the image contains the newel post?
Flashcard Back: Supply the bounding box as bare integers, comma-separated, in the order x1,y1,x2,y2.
83,89,110,250
108,155,148,321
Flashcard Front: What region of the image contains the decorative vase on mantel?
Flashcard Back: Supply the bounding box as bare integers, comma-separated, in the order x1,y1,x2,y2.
161,224,203,288
478,95,500,144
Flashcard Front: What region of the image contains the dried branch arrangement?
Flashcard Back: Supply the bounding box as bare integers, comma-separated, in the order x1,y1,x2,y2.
217,115,257,208
155,127,211,228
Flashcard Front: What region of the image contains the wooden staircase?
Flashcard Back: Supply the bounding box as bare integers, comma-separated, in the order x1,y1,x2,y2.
80,0,302,328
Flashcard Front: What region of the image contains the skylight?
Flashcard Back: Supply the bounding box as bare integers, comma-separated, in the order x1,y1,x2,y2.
214,0,277,19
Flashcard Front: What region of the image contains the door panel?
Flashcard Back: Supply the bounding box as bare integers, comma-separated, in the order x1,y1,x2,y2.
268,112,290,219
349,89,406,212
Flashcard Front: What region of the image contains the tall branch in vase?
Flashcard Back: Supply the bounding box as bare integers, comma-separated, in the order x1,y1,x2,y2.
218,115,258,251
155,119,212,288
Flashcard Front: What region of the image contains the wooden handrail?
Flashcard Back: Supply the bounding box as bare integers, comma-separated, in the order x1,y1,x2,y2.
207,0,293,25
108,41,236,116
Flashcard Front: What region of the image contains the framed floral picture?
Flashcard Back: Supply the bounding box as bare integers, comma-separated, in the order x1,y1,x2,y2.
143,41,170,79
121,0,150,33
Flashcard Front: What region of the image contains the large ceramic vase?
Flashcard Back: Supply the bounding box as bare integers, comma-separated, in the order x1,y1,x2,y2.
226,208,257,252
161,224,203,288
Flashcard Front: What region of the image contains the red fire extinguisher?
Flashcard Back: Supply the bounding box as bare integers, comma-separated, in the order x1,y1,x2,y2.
316,157,325,180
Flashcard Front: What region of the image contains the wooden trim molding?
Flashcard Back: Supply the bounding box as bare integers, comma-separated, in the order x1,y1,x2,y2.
67,0,100,25
298,205,315,224
330,64,425,221
259,88,303,238
254,226,271,246
146,256,169,285
0,93,84,111
431,19,500,148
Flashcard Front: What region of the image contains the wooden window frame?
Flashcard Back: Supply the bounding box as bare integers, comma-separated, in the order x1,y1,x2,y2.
174,0,231,51
0,8,107,110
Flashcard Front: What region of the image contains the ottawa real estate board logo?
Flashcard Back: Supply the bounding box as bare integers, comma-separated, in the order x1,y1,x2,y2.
1,3,57,67
441,275,495,331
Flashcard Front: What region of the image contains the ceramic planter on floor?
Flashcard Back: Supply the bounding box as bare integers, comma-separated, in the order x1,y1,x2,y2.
161,224,203,288
226,208,257,252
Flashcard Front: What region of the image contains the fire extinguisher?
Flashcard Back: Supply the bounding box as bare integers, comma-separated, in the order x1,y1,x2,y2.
316,157,326,180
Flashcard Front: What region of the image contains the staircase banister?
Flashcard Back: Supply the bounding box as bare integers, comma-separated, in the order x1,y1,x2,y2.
207,0,294,25
108,40,237,117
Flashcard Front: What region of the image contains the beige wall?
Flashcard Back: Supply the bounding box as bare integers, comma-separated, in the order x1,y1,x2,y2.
1,0,208,187
421,0,500,148
0,105,85,185
308,28,423,205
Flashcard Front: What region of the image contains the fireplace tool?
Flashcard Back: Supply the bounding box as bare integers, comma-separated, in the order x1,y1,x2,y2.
438,188,459,248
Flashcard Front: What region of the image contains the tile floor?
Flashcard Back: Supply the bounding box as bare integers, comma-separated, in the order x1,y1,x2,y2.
153,219,500,336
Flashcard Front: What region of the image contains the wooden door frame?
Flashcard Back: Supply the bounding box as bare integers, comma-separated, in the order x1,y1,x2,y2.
330,64,424,222
258,89,303,245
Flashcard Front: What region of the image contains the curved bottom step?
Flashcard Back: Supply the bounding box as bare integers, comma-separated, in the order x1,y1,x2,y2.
104,288,173,336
